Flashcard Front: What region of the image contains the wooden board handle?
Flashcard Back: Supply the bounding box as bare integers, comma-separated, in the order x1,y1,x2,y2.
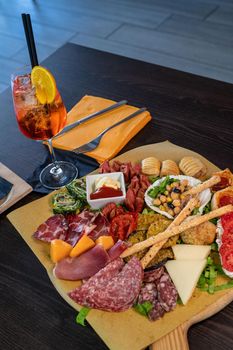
150,324,189,350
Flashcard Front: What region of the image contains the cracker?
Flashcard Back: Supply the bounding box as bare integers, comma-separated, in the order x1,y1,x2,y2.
140,197,199,268
121,204,233,258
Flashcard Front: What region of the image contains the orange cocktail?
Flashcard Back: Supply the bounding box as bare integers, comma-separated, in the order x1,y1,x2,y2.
11,66,78,190
12,73,67,140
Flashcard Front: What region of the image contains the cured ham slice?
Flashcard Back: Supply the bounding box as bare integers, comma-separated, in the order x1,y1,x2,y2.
66,211,110,246
69,256,143,312
33,214,68,242
54,245,110,280
107,240,129,261
87,213,110,240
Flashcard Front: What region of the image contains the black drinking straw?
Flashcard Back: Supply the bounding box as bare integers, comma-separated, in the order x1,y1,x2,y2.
21,13,39,68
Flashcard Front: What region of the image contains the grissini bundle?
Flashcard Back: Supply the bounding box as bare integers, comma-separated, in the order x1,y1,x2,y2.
140,196,199,269
183,175,220,196
121,204,233,258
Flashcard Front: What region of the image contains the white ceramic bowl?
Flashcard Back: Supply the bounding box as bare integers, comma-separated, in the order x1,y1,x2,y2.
86,172,126,210
145,175,211,219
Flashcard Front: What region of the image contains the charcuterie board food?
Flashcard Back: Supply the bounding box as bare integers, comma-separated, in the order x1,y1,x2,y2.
7,141,233,350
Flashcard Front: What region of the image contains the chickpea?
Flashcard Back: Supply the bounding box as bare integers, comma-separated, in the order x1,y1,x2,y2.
173,199,181,207
182,180,189,187
171,192,179,200
174,207,181,215
167,209,174,216
153,198,161,206
180,194,186,200
180,184,185,192
166,185,171,191
160,195,167,203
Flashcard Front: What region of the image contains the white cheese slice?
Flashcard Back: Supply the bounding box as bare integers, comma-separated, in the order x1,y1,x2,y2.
165,259,207,305
172,244,211,260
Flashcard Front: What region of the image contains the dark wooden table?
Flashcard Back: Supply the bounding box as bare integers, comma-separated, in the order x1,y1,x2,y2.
0,43,233,350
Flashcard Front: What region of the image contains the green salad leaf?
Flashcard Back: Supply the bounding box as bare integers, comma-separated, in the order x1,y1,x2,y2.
142,208,156,215
202,202,218,224
197,255,233,294
133,301,153,317
76,307,91,326
148,176,178,199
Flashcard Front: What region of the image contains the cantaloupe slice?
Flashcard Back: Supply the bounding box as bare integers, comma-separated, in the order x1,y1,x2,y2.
50,239,72,263
95,236,114,250
70,235,95,258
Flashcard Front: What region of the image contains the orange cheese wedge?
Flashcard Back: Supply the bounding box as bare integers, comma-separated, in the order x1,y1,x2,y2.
70,235,95,258
50,239,72,263
95,236,114,250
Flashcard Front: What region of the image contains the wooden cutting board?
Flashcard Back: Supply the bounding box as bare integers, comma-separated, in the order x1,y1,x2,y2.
0,162,32,214
7,141,233,350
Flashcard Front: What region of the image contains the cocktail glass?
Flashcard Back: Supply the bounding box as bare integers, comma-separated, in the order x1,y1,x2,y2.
11,68,78,189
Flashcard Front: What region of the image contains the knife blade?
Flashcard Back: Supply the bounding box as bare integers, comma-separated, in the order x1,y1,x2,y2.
53,99,128,139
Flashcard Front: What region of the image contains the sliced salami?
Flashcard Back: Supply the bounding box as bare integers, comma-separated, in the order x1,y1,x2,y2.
33,214,68,242
138,283,157,305
69,258,124,303
157,273,178,312
143,267,165,283
69,256,143,312
148,300,165,321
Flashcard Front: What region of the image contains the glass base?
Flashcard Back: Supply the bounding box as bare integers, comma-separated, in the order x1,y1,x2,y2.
39,161,78,190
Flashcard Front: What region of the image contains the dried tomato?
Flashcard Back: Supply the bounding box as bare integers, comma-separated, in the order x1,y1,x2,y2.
219,243,233,272
219,196,233,207
110,213,138,242
212,177,229,192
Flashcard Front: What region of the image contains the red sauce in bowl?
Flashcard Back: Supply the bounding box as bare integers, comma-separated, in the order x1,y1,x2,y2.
90,186,123,200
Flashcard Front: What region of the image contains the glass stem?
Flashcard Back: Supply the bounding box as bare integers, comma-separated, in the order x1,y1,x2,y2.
47,139,63,177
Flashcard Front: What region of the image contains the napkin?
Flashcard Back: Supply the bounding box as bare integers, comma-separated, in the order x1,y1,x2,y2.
52,95,152,164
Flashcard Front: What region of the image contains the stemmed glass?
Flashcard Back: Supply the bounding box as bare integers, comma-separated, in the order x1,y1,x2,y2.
11,68,78,189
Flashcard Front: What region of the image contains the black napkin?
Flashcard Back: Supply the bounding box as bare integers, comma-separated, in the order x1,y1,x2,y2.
0,176,13,199
26,148,99,194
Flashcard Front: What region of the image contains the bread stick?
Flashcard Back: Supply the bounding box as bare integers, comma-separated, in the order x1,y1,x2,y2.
121,204,233,258
140,197,199,269
183,175,220,196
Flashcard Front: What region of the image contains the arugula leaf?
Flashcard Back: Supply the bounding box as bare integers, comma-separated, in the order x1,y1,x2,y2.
192,207,200,215
142,208,156,215
76,307,91,326
133,301,153,316
202,201,218,224
211,242,218,252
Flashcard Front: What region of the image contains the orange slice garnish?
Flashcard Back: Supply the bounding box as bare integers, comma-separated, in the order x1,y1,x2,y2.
31,66,56,104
